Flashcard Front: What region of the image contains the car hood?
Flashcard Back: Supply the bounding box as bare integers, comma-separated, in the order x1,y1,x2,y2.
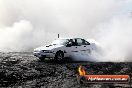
34,44,64,51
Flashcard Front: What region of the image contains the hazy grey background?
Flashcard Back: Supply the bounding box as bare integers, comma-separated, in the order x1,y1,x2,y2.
0,0,132,61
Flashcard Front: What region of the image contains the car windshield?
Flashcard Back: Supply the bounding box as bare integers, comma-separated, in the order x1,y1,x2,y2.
51,39,69,45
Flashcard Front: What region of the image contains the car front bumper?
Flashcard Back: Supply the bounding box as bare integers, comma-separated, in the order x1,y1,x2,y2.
33,51,55,58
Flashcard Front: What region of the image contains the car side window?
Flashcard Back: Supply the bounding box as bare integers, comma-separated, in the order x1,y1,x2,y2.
67,39,76,46
76,38,83,46
70,39,78,46
82,39,90,45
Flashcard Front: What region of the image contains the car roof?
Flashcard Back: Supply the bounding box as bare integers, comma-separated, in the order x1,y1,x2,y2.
56,38,83,40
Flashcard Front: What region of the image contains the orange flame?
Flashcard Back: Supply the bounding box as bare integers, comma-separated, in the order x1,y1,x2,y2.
78,65,86,76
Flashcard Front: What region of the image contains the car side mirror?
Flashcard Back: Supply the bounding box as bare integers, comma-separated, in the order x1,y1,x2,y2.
66,43,72,47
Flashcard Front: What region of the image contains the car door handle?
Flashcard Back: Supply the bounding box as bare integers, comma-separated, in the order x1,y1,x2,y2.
84,46,86,47
75,47,77,48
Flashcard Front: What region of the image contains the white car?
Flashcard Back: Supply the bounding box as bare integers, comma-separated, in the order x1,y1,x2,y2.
33,38,96,61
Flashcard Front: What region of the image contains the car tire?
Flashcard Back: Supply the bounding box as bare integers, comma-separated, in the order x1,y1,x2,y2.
39,57,45,61
55,51,64,61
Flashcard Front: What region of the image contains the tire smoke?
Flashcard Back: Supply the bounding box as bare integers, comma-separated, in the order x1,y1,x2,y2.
0,0,132,61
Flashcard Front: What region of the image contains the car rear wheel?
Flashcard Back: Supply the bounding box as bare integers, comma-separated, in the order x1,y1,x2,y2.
55,51,64,61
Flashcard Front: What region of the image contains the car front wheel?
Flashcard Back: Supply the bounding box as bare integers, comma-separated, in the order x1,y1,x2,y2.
55,51,64,61
39,57,45,61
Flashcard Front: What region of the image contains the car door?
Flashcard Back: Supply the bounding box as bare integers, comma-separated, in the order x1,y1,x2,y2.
81,39,91,54
64,39,78,57
76,38,91,55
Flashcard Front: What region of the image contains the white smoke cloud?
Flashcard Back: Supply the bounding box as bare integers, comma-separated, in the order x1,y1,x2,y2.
93,15,132,62
0,20,33,51
0,0,132,61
